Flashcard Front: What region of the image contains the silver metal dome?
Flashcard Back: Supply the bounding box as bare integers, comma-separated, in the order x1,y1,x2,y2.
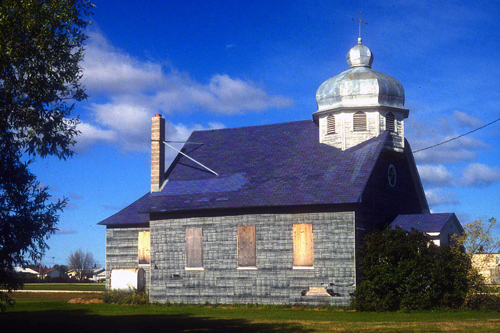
316,41,405,112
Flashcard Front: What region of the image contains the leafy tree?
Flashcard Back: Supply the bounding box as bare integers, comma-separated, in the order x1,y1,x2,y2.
351,227,470,311
54,264,69,277
456,218,500,309
0,0,93,311
68,249,98,280
461,218,500,255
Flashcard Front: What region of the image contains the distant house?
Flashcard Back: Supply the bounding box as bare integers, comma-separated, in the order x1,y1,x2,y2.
16,267,62,279
67,268,105,281
14,267,38,276
90,268,106,282
472,253,500,284
33,267,62,279
67,269,78,279
391,213,464,246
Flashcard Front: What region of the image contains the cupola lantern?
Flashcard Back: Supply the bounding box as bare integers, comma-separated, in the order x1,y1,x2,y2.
313,39,409,152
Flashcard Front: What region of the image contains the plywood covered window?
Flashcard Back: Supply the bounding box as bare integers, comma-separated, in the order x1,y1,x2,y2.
186,227,203,268
353,111,367,132
238,226,256,267
326,114,336,134
386,112,396,132
138,231,150,265
293,224,313,267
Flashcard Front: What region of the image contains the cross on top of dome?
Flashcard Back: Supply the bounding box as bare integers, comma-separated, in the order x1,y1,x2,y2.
347,13,373,68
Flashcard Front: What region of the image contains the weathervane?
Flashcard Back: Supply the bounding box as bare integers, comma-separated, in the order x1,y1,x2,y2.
352,12,367,43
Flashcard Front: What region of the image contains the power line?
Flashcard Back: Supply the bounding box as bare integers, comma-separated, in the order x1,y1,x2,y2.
413,117,500,153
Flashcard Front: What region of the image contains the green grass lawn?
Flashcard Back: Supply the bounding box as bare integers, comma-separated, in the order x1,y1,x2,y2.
2,291,500,332
21,283,105,291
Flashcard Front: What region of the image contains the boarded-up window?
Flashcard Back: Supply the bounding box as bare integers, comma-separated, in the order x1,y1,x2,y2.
386,112,396,132
353,111,367,132
138,231,150,264
293,224,313,267
186,227,203,267
326,115,336,134
238,226,256,267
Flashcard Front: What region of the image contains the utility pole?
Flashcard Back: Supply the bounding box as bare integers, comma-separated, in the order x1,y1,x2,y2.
39,253,42,280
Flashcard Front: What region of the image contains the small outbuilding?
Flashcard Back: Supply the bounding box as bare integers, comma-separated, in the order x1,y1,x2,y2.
391,213,464,246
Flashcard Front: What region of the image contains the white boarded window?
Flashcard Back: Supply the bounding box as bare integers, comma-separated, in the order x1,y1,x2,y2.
138,231,150,265
353,111,367,132
386,112,396,132
186,227,203,268
238,226,256,267
326,115,336,134
293,224,313,267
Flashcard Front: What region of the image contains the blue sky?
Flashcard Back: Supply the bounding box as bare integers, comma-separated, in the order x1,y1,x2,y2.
30,0,500,267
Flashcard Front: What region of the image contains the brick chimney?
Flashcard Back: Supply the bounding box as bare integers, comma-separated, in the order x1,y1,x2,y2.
151,114,165,192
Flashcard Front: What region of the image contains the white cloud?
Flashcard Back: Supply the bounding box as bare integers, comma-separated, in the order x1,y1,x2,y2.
412,136,484,164
453,110,482,128
74,122,117,151
77,113,225,154
460,163,500,187
417,164,454,186
68,192,84,200
408,116,487,165
417,162,500,189
82,31,164,95
81,31,294,112
88,102,152,152
77,30,293,152
163,122,226,160
55,228,77,235
167,122,225,142
201,74,293,113
425,188,460,207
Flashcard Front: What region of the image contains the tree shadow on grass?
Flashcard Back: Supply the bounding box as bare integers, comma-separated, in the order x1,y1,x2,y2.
2,309,313,332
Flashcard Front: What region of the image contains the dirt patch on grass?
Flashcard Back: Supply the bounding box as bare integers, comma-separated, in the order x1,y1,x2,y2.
10,291,102,302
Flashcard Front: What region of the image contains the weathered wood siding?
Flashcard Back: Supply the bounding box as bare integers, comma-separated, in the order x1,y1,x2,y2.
149,211,355,305
105,226,151,292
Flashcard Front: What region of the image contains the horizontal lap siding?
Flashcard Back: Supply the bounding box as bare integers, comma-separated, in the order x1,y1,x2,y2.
149,211,355,305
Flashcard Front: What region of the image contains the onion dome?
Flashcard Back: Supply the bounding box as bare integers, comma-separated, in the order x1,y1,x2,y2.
316,39,405,112
347,38,373,67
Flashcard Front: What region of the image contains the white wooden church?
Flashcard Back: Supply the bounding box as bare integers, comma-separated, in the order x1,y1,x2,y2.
98,37,463,305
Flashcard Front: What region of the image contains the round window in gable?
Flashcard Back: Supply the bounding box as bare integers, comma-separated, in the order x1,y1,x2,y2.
388,164,397,187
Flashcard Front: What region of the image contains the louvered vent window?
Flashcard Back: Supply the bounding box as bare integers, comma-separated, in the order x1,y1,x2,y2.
386,112,396,132
326,115,335,134
353,111,367,132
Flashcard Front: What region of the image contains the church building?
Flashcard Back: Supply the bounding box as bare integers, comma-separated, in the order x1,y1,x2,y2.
98,38,461,305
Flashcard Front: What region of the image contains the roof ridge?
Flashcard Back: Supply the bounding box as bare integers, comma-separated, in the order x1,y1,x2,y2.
191,119,311,133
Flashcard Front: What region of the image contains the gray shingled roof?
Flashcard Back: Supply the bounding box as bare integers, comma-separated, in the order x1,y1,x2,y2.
98,193,150,226
391,213,461,233
99,120,389,226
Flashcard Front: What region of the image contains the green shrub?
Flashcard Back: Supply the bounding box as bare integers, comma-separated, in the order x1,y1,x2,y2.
351,227,470,311
101,289,149,305
463,284,500,311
